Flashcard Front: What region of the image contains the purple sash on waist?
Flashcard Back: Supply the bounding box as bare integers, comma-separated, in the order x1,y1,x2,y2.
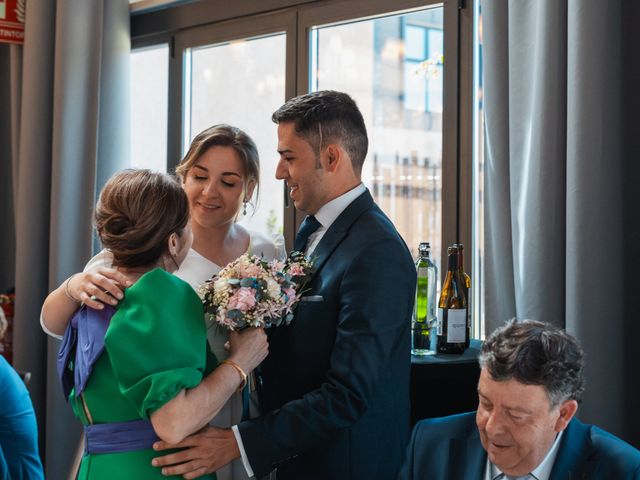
57,305,116,399
57,307,160,455
84,419,160,454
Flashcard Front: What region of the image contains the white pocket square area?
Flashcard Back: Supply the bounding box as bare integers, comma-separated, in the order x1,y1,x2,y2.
301,295,324,302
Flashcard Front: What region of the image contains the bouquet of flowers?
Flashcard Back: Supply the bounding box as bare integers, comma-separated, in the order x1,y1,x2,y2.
199,251,314,331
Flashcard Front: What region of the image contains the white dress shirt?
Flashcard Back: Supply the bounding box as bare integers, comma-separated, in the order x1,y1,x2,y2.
304,182,366,256
484,430,564,480
232,182,367,478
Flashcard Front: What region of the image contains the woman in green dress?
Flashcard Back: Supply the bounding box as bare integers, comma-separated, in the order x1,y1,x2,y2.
57,170,268,479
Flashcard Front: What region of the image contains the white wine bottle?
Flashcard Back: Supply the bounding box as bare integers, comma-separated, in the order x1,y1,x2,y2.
436,245,468,354
454,243,471,350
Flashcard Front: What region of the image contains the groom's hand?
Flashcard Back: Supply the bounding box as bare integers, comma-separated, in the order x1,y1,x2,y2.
152,426,240,479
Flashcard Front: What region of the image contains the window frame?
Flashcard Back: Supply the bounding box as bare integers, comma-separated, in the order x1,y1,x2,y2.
130,0,476,331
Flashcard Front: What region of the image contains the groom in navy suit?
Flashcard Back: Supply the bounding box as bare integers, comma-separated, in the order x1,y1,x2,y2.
399,319,640,479
154,91,416,479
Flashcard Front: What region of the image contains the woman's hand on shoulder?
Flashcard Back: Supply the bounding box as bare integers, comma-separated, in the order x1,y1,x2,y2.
68,267,131,309
227,327,269,374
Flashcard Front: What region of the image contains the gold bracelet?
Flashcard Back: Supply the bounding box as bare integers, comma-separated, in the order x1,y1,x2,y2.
64,274,81,304
220,360,247,391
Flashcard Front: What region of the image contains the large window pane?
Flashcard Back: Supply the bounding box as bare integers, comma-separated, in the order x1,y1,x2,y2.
130,45,168,171
185,34,286,238
310,6,444,266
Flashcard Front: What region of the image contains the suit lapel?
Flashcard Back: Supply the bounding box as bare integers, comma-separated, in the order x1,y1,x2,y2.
550,418,591,480
449,419,486,479
465,425,487,478
308,226,348,276
308,190,374,275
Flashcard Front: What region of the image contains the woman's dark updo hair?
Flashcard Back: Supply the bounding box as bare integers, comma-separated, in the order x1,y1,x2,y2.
95,169,189,268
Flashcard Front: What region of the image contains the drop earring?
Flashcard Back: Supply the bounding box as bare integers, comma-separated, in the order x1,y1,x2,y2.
242,199,248,216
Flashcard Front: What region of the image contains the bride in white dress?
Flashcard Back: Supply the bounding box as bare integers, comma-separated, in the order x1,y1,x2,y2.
41,125,284,480
176,232,282,480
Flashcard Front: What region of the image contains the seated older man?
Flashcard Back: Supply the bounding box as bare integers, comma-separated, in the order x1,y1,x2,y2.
398,319,640,479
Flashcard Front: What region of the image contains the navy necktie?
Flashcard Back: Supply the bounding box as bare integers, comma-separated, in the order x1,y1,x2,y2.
294,215,321,252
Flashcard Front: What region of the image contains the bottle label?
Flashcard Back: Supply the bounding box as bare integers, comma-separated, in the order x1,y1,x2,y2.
417,267,428,276
436,309,443,336
447,308,467,343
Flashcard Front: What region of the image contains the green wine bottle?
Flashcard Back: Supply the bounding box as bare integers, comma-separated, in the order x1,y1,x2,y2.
412,242,438,355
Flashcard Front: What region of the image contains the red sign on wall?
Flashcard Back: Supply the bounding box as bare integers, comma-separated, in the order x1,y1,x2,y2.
0,0,26,45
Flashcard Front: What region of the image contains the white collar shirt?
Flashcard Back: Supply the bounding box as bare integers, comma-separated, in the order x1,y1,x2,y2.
304,183,367,256
484,430,564,480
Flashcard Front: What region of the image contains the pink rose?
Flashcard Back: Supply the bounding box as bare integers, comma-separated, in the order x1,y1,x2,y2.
288,264,306,276
270,260,285,273
244,264,263,278
228,287,257,312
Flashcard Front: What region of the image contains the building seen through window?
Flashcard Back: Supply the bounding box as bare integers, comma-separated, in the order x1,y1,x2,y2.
311,6,444,263
127,1,481,332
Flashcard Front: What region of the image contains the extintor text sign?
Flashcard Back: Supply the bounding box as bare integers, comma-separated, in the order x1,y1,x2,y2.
0,0,26,45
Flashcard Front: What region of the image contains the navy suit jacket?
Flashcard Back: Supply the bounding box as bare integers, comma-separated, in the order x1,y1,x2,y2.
238,190,416,479
398,412,640,479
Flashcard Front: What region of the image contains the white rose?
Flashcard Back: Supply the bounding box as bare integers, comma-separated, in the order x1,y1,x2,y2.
266,277,281,299
214,278,229,294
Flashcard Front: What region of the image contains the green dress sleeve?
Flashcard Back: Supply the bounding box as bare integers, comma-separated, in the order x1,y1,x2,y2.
104,268,217,419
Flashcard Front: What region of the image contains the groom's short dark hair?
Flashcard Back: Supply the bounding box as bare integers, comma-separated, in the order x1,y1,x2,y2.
272,90,368,174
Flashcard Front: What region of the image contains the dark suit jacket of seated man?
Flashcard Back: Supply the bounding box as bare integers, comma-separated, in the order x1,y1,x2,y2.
398,411,640,479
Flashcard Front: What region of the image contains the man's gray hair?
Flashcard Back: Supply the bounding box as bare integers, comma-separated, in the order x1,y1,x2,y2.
479,319,585,408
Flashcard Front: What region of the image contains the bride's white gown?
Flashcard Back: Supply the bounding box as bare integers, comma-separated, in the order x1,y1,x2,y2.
176,231,283,480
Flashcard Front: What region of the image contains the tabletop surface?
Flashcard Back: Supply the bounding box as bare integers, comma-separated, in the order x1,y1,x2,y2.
411,339,482,365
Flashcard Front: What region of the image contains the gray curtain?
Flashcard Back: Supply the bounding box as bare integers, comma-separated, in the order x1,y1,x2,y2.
0,45,18,293
0,1,130,477
483,0,640,447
